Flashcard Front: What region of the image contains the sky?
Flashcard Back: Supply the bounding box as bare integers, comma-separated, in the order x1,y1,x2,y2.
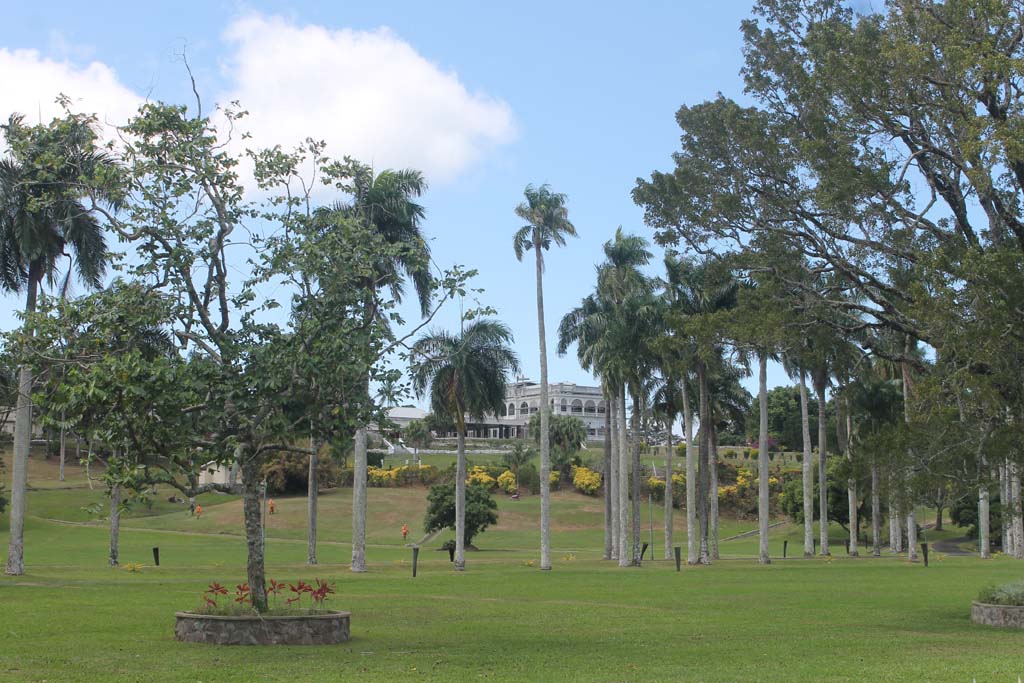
0,0,795,406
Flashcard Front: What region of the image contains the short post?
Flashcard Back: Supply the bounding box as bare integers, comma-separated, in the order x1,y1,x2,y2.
921,542,929,567
845,539,850,555
783,540,788,559
448,545,455,563
641,542,649,562
152,547,160,566
412,546,420,577
813,538,817,555
674,546,681,572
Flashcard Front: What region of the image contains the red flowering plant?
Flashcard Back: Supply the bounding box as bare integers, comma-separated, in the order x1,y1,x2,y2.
196,578,336,615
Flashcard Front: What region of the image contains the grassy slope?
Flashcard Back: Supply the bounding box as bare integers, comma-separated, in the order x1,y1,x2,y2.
0,450,1020,682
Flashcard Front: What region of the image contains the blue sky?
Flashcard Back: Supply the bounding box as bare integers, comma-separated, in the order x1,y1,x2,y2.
0,1,793,405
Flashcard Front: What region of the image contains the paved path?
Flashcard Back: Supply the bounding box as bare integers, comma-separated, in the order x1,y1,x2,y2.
931,534,972,556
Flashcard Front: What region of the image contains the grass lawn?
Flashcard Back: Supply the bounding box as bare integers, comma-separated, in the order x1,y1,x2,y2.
1,451,1021,682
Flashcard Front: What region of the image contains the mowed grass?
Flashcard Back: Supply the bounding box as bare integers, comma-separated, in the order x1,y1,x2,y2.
1,451,1022,682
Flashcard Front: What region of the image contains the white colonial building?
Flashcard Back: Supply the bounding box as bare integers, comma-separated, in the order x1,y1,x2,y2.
460,379,606,441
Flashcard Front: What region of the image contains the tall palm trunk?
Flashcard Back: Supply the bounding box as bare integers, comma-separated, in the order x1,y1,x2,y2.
889,486,902,553
799,371,814,557
815,378,830,556
1000,461,1011,554
630,383,642,565
979,454,990,559
757,353,770,565
59,422,66,482
837,394,857,556
307,435,319,565
6,269,39,576
455,422,468,570
697,362,711,564
109,482,121,567
609,392,619,560
682,378,697,565
1011,462,1024,559
710,424,720,560
534,243,552,571
901,346,918,562
871,459,881,557
907,509,919,561
603,387,613,561
351,427,368,572
617,387,630,567
664,399,674,560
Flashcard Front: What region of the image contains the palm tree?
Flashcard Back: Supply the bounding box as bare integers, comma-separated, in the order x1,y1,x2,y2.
501,441,532,495
513,183,577,570
663,256,738,564
316,163,432,572
1,113,118,575
651,372,685,560
411,319,519,569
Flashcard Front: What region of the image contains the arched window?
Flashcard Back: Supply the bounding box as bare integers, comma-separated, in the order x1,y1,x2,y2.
570,399,583,414
597,401,606,414
584,400,596,414
520,402,529,415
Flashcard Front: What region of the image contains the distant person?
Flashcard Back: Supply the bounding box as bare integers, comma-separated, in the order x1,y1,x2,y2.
401,523,409,541
268,499,276,515
195,504,203,519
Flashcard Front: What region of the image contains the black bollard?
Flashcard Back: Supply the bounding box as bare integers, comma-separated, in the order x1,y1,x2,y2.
412,546,420,577
813,538,817,555
845,539,850,555
641,542,649,561
448,546,455,563
152,547,160,566
674,546,681,572
783,540,788,559
921,543,929,567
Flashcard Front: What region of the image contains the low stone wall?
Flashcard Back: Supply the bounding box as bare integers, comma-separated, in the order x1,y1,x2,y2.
175,611,351,645
971,602,1024,628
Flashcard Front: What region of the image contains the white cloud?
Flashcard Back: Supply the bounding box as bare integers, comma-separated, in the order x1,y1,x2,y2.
0,48,142,133
219,13,516,185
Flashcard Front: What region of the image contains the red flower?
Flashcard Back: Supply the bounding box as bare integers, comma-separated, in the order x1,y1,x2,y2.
205,582,228,596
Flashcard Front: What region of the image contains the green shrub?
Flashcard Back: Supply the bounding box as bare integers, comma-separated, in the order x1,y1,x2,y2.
977,583,1024,606
260,451,343,495
424,483,498,547
517,463,541,494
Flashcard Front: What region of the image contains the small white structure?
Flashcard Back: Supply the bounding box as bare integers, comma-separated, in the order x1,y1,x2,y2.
198,461,232,487
384,406,427,429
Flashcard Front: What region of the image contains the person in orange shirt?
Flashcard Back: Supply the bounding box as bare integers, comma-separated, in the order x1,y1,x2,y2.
268,499,276,515
195,504,203,519
401,523,408,541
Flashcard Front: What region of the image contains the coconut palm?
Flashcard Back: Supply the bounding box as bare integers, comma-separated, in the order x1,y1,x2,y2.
411,319,519,569
513,183,577,570
1,113,118,575
316,162,432,572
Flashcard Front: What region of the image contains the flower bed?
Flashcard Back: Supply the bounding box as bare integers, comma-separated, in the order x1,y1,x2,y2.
175,610,350,645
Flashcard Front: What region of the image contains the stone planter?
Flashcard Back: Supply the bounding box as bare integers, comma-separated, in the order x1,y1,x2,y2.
971,602,1024,629
175,611,351,645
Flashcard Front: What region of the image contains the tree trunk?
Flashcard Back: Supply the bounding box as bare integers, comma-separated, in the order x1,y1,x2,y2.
630,383,642,565
534,243,552,571
837,394,858,557
455,426,467,570
664,402,674,561
609,392,619,561
6,271,38,576
979,454,990,559
871,460,881,557
697,363,711,565
108,483,121,567
710,424,720,561
59,423,66,482
889,488,902,553
603,387,613,561
241,455,268,612
757,354,770,564
799,371,814,557
934,487,944,531
815,380,830,556
351,427,368,572
1000,461,1011,555
1011,462,1024,559
307,437,318,565
617,387,630,568
907,509,919,561
682,378,697,565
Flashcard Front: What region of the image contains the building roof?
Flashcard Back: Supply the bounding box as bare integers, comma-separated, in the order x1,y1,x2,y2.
387,406,428,421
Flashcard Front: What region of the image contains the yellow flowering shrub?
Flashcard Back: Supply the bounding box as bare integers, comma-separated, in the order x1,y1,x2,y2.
367,464,439,487
648,476,666,497
467,466,497,488
497,469,517,493
549,470,561,489
572,466,602,495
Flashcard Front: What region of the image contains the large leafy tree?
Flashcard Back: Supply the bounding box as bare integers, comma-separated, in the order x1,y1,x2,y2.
513,183,577,570
0,110,119,575
411,319,519,570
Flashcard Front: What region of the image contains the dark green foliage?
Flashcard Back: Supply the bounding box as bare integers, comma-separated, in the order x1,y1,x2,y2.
950,494,1002,548
259,451,344,495
528,413,586,475
977,583,1024,607
780,463,871,533
516,463,541,495
424,483,498,547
